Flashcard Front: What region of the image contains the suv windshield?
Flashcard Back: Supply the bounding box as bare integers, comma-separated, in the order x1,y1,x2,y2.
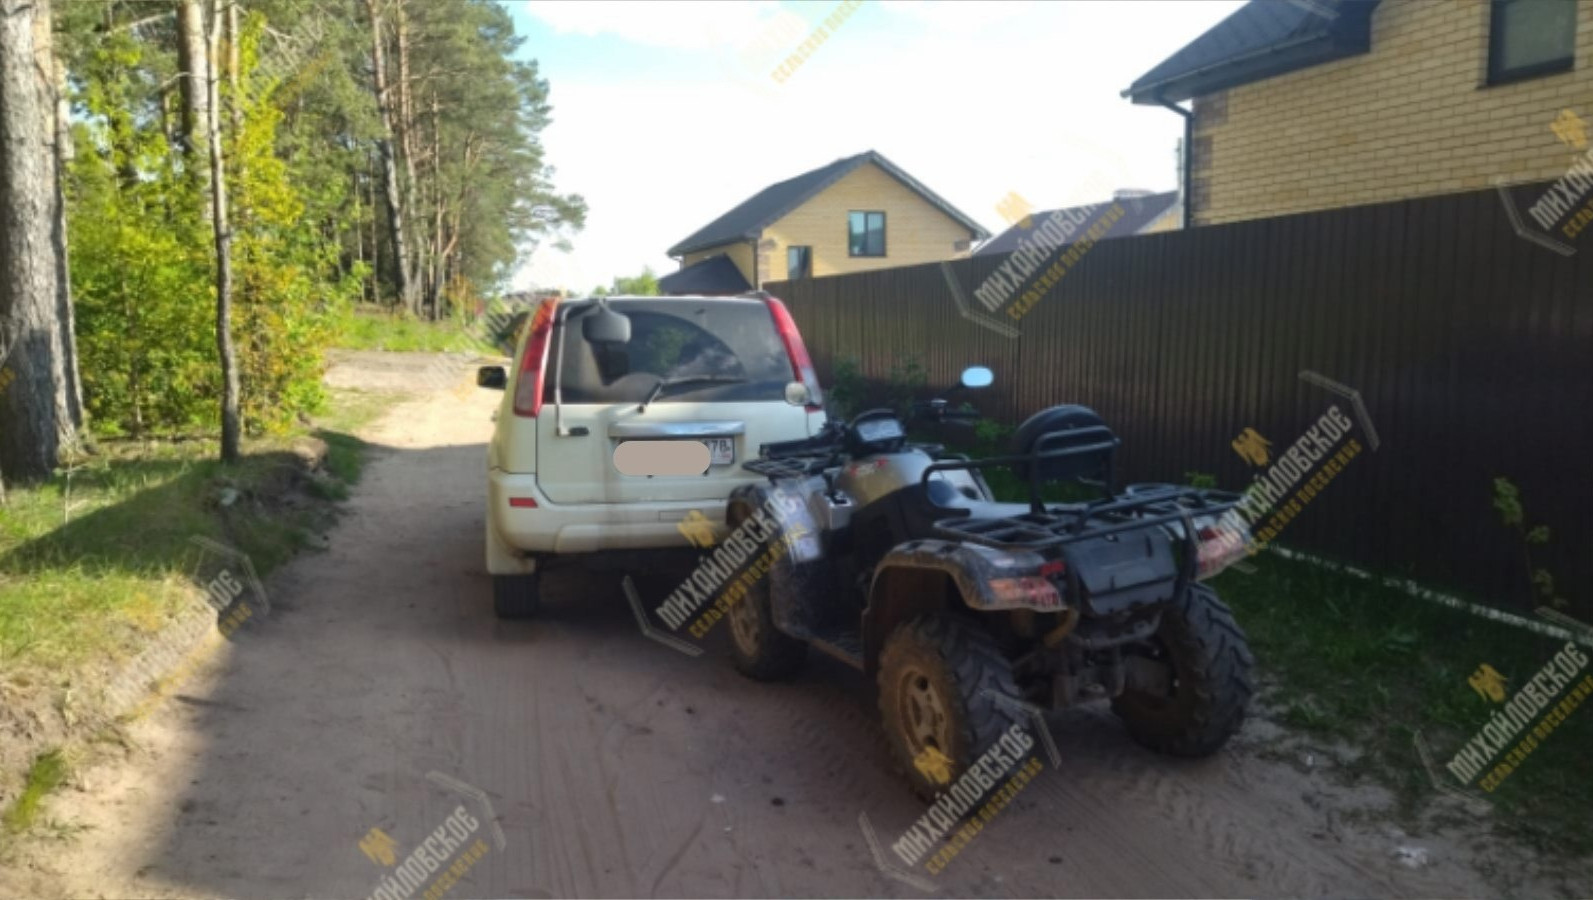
545,298,792,404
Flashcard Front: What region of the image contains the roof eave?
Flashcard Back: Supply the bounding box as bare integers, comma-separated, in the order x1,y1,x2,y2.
666,232,760,259
1127,31,1362,103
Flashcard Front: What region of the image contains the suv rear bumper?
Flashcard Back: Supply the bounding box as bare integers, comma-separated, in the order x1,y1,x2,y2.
487,470,743,564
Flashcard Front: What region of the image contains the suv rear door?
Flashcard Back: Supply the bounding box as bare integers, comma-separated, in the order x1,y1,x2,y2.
502,296,821,505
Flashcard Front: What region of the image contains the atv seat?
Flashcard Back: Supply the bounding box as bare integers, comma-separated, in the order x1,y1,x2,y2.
923,478,1035,521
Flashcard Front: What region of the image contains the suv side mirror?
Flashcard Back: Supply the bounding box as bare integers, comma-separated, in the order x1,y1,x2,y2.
477,366,507,390
960,366,994,389
582,300,632,344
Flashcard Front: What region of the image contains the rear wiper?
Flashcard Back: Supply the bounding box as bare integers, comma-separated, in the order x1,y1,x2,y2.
638,375,747,412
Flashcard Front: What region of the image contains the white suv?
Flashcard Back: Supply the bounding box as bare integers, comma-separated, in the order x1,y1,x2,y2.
478,293,826,618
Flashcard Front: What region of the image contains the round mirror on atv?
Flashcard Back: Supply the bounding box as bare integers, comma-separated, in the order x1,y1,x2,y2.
960,366,994,389
783,381,811,406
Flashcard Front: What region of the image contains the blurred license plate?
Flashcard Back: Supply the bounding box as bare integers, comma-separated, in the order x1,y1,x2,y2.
703,438,734,465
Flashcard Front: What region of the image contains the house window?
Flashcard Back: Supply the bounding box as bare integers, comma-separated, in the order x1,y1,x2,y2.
848,211,886,257
787,245,812,280
1488,0,1576,85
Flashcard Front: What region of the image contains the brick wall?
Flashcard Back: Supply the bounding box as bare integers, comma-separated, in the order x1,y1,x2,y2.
1192,0,1593,224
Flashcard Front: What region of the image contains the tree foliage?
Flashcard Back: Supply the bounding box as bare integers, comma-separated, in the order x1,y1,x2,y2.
47,0,585,442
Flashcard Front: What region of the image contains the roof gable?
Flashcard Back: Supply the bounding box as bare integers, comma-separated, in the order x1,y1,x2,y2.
667,151,988,257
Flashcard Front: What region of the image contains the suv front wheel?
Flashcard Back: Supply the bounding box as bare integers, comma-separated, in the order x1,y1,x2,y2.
493,573,541,619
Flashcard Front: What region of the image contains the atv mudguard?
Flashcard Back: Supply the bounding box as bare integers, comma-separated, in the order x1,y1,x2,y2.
725,478,833,639
867,539,1063,614
859,539,1064,674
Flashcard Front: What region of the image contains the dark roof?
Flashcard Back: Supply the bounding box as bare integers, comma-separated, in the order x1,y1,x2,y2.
973,191,1179,257
657,254,752,296
1124,0,1378,104
666,150,990,257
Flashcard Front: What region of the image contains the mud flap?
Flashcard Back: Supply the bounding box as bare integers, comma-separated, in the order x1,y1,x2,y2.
727,479,832,640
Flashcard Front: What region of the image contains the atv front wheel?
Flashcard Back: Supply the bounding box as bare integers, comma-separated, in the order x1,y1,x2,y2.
726,572,807,681
1112,584,1254,756
878,615,1024,800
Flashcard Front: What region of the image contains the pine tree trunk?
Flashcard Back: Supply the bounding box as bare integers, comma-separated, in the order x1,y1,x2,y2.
364,0,415,314
0,0,72,485
36,0,85,443
206,0,241,463
395,0,422,315
175,0,211,161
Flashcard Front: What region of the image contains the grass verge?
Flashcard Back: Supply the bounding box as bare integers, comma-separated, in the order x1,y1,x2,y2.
332,304,500,354
0,387,389,832
1213,553,1593,859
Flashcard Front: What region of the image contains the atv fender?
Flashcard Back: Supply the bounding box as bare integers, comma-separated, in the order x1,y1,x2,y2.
726,479,831,639
862,539,1062,674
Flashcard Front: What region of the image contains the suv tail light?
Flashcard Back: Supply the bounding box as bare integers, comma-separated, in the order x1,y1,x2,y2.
513,298,560,417
763,296,823,412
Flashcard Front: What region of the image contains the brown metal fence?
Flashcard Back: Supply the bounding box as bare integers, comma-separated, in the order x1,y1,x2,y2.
765,182,1593,614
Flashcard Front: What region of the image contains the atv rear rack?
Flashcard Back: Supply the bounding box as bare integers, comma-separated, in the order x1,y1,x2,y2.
929,484,1242,552
919,427,1242,552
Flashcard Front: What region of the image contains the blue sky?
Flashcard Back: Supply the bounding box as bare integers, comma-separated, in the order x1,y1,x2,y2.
500,0,1245,291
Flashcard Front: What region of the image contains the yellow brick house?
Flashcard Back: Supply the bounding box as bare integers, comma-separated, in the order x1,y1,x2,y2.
659,151,989,294
1124,0,1592,226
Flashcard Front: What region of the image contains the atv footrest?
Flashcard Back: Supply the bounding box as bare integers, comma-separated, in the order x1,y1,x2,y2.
806,624,863,670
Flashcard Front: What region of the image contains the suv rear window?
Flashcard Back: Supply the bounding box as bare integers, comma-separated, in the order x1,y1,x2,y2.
545,299,793,404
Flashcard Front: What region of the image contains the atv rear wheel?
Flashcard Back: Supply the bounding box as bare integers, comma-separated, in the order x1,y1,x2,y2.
1112,584,1254,756
878,615,1024,801
726,572,807,681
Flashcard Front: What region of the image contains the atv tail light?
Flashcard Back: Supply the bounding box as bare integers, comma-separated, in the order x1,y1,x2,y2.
1195,522,1249,580
987,576,1062,611
513,297,560,418
763,296,824,413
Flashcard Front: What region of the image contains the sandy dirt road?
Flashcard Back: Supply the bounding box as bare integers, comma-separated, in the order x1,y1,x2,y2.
1,352,1577,899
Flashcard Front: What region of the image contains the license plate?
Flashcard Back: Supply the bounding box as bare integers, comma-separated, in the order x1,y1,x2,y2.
703,437,734,466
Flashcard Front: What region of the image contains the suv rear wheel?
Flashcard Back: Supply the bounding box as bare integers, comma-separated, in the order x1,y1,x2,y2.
492,573,541,619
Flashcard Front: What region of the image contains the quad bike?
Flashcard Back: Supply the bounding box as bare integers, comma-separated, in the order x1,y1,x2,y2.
723,366,1256,798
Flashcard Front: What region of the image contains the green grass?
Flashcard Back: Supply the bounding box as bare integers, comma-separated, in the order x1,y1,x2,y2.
1213,552,1593,859
0,388,387,706
332,305,499,354
2,752,67,834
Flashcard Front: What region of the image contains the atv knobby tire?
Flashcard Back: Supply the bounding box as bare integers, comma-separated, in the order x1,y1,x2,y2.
1112,583,1254,756
878,615,1025,801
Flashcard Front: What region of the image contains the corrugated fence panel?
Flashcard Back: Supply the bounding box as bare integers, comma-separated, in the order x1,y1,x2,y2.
764,182,1593,614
